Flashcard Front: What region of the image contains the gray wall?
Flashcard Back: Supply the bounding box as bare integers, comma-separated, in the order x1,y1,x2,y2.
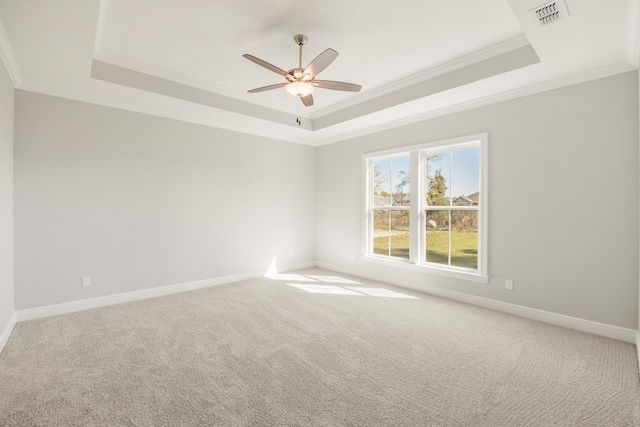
10,72,640,331
14,91,316,309
316,71,639,329
0,64,14,331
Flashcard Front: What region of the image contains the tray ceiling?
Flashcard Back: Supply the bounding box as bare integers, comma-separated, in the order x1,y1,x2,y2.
0,0,634,145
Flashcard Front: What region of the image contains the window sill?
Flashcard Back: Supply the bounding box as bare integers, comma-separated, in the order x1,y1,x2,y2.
361,255,489,284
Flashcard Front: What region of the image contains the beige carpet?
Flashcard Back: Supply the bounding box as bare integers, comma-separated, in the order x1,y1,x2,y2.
1,267,639,426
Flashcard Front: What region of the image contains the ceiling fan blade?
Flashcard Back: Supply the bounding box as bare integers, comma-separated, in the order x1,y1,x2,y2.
312,80,362,92
247,83,288,93
300,94,314,107
303,48,338,78
243,54,288,77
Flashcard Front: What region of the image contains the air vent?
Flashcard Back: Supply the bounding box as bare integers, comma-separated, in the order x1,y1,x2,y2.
530,0,570,26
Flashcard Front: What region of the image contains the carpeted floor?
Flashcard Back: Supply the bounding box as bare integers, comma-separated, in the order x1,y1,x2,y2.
1,268,639,426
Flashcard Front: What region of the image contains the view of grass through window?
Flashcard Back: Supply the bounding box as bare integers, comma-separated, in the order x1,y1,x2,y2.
372,156,410,259
373,211,410,258
425,211,478,269
425,146,480,269
370,145,480,269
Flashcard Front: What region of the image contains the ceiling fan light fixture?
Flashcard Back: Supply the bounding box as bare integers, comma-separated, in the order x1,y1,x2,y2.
285,81,315,97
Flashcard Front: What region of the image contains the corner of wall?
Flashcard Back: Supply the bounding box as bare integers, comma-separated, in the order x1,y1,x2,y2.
0,311,16,354
637,67,640,374
0,15,18,355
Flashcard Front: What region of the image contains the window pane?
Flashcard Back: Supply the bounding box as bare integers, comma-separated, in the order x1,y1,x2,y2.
372,159,391,206
425,151,450,206
390,211,410,259
451,146,480,207
425,210,449,265
373,209,390,256
391,157,410,206
451,210,478,269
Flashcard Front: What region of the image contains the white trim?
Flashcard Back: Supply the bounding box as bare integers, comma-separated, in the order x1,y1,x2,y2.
479,135,489,276
409,152,420,264
15,262,315,322
0,312,17,354
361,154,370,258
16,60,631,147
314,61,633,146
310,35,530,119
0,19,23,87
627,0,640,68
315,261,637,343
636,331,640,374
362,133,488,279
5,261,637,348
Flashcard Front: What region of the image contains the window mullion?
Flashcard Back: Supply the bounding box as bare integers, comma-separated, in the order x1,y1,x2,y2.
425,206,478,211
409,151,420,264
447,210,452,266
367,160,373,256
387,210,391,257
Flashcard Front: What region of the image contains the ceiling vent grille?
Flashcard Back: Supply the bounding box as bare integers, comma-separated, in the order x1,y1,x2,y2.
530,0,569,26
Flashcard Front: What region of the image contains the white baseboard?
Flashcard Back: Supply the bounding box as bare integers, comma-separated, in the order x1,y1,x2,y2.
315,261,637,344
636,331,640,373
15,261,316,322
8,259,636,346
0,312,17,354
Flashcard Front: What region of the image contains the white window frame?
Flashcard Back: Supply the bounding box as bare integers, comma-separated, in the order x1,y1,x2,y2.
367,151,411,260
362,133,488,283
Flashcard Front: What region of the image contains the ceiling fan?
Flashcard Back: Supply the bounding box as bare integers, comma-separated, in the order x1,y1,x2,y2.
243,34,362,107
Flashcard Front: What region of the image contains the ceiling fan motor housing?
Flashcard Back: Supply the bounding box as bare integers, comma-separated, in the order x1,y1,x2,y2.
289,68,312,80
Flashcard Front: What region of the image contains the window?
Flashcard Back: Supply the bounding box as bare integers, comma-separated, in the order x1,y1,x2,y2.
364,134,488,282
371,155,411,259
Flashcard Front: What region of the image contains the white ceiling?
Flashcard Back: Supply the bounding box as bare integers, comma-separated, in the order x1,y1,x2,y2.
0,0,636,145
98,0,523,113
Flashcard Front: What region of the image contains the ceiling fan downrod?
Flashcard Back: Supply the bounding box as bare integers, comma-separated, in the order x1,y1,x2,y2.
293,34,308,70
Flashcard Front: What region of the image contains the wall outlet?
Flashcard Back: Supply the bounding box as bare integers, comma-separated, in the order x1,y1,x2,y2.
505,279,514,290
350,253,355,261
288,251,294,258
81,276,91,287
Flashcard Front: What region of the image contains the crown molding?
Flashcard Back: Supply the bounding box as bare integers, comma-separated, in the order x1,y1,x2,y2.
627,0,640,68
93,0,109,56
18,81,316,146
93,50,310,119
0,19,23,87
310,34,531,119
314,61,633,146
17,59,631,148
